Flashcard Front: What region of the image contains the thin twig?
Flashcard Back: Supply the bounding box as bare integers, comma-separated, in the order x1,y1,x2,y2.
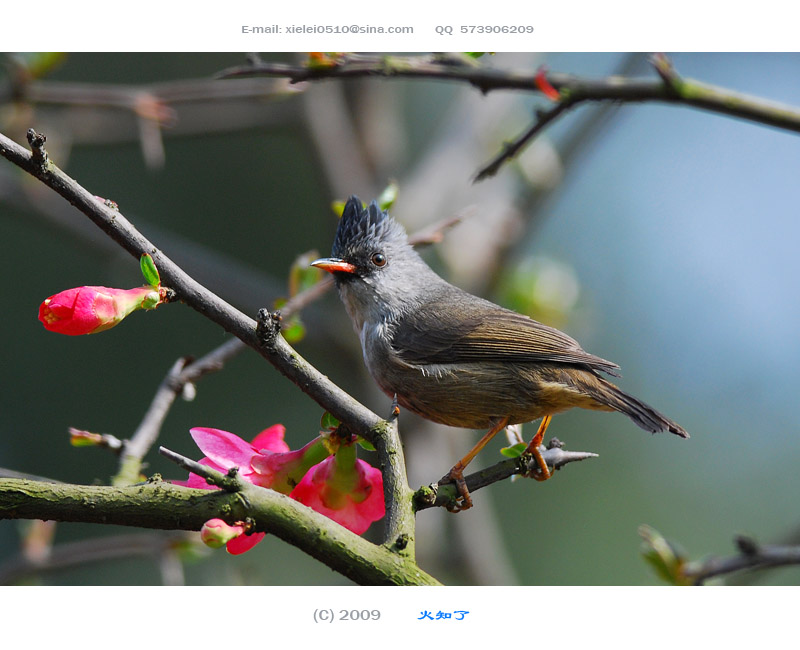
475,101,574,181
0,532,191,585
159,446,242,492
686,535,800,585
12,77,302,111
217,54,800,180
0,468,64,484
112,357,191,486
414,442,598,511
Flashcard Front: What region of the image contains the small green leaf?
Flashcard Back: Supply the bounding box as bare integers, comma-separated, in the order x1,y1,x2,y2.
331,200,346,217
356,437,376,452
500,442,527,458
281,317,306,344
9,52,67,78
377,181,399,211
639,525,691,585
69,429,103,447
140,253,161,288
464,52,486,59
320,412,340,431
289,251,322,297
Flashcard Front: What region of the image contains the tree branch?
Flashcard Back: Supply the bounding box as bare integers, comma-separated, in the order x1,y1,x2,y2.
0,473,440,585
414,440,598,511
218,53,800,180
376,408,416,555
0,129,384,442
0,127,596,585
0,532,190,585
685,535,800,585
112,357,190,486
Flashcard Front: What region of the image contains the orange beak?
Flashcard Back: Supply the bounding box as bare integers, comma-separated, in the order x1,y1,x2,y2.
311,257,357,274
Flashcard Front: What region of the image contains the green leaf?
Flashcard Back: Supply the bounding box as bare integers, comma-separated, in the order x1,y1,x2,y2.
320,411,340,431
331,200,346,217
500,442,527,458
638,525,691,585
288,251,322,297
140,253,161,288
464,52,486,59
9,52,67,78
281,317,306,344
356,437,376,452
377,181,399,211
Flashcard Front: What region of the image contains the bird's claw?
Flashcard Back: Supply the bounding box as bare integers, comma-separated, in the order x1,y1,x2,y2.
440,468,473,512
521,444,553,482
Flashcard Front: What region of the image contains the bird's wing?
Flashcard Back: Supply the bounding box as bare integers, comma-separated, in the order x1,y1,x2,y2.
391,289,621,376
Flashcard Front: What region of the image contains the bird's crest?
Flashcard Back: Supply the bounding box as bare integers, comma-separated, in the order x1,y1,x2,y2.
333,195,407,257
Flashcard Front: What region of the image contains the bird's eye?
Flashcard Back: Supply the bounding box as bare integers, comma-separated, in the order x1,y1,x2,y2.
371,252,387,267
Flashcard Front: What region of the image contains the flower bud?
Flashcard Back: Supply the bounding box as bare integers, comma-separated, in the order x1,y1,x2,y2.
39,285,160,335
199,519,246,549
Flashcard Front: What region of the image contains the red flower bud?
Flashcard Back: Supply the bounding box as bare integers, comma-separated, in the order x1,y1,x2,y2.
534,66,561,101
38,285,161,335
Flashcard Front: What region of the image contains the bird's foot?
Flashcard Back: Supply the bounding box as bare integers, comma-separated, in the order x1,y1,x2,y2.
521,415,553,482
521,444,552,481
440,466,473,512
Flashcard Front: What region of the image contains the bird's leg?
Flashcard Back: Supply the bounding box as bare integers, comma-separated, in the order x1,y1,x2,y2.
522,415,553,481
441,416,509,512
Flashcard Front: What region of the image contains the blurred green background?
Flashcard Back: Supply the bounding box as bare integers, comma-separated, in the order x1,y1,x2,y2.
1,52,798,585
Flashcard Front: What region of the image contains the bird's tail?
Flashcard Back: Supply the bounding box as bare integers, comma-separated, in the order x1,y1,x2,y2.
584,375,689,439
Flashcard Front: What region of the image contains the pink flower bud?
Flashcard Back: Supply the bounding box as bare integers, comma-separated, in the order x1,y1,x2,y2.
199,519,246,549
38,285,160,335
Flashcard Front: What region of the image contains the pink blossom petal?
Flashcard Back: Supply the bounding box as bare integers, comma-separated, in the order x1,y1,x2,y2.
250,424,290,453
189,427,255,469
291,458,384,535
226,531,265,555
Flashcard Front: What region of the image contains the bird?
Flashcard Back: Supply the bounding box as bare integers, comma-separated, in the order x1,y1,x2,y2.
312,196,688,510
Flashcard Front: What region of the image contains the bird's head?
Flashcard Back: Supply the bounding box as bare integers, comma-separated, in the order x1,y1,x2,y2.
312,196,436,327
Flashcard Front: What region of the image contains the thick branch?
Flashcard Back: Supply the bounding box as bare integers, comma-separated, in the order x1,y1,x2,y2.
375,409,416,555
0,476,440,585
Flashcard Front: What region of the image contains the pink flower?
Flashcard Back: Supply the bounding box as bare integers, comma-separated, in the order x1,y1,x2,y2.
291,443,384,535
199,518,265,555
177,425,385,552
38,285,162,335
178,425,328,494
